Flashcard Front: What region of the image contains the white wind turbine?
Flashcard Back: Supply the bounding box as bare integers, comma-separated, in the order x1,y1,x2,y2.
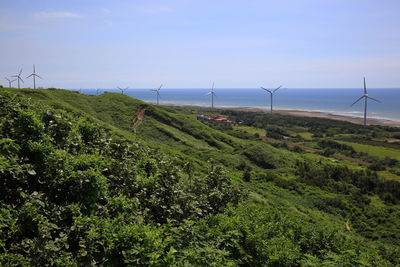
118,87,128,95
11,68,24,89
350,77,381,126
151,84,162,105
206,82,216,108
5,77,16,88
26,64,42,89
260,85,282,113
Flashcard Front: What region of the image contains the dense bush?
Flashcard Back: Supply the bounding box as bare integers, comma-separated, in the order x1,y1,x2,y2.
265,125,289,139
166,203,399,266
0,92,243,265
318,140,355,152
295,160,400,246
296,161,400,204
243,143,294,169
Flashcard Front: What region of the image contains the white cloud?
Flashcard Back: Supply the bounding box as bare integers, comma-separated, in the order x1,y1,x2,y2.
33,11,82,20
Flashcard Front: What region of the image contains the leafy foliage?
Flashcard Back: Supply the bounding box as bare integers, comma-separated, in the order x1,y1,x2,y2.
0,91,243,265
1,89,399,265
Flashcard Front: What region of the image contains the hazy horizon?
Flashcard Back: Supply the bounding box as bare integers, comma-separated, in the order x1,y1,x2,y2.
1,0,400,89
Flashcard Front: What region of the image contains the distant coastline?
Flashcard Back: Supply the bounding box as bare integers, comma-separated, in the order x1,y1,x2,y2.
161,103,400,127
242,108,400,127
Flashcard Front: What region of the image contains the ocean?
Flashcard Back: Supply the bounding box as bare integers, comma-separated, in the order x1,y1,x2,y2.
81,88,400,121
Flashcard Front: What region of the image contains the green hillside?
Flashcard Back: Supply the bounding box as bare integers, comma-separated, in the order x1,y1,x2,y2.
1,88,399,266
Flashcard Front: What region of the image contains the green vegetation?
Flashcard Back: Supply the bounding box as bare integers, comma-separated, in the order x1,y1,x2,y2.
1,88,399,265
337,140,400,160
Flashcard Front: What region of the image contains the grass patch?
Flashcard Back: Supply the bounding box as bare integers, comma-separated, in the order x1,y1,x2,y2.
233,125,265,136
337,140,400,160
378,170,400,182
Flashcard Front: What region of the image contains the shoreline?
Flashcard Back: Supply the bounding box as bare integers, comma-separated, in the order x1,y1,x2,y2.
235,107,400,127
163,103,400,127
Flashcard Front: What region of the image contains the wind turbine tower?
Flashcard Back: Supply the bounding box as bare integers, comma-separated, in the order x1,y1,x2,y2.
350,77,381,126
5,77,16,88
11,69,24,89
118,87,128,95
206,82,216,108
26,64,42,89
261,85,282,113
151,84,162,105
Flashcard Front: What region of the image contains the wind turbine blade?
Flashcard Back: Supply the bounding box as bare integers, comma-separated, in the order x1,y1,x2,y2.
19,69,22,76
158,84,163,90
350,96,365,107
212,82,214,90
26,74,33,78
11,75,18,78
263,88,273,94
273,85,282,93
11,79,16,82
5,77,10,82
151,89,158,92
206,92,211,95
117,87,122,90
367,96,381,103
36,74,43,79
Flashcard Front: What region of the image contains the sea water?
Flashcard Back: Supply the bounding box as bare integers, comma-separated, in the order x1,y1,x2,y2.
81,88,400,121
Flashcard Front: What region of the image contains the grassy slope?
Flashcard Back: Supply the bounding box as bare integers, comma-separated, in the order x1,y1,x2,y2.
13,88,297,172
5,88,400,264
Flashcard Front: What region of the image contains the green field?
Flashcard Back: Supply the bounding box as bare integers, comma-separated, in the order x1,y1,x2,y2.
337,140,400,159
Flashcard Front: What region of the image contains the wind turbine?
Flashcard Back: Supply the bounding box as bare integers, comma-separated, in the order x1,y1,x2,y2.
11,68,24,89
26,64,42,89
206,82,216,108
5,77,16,88
96,88,101,95
350,77,381,126
151,84,162,105
118,87,128,95
260,85,282,113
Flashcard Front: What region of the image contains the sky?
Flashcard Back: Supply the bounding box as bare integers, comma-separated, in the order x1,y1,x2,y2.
1,0,400,89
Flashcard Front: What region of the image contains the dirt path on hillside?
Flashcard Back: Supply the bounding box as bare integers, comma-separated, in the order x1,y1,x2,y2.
131,105,148,132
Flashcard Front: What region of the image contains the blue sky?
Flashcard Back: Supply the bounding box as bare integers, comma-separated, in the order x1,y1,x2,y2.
1,0,399,88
